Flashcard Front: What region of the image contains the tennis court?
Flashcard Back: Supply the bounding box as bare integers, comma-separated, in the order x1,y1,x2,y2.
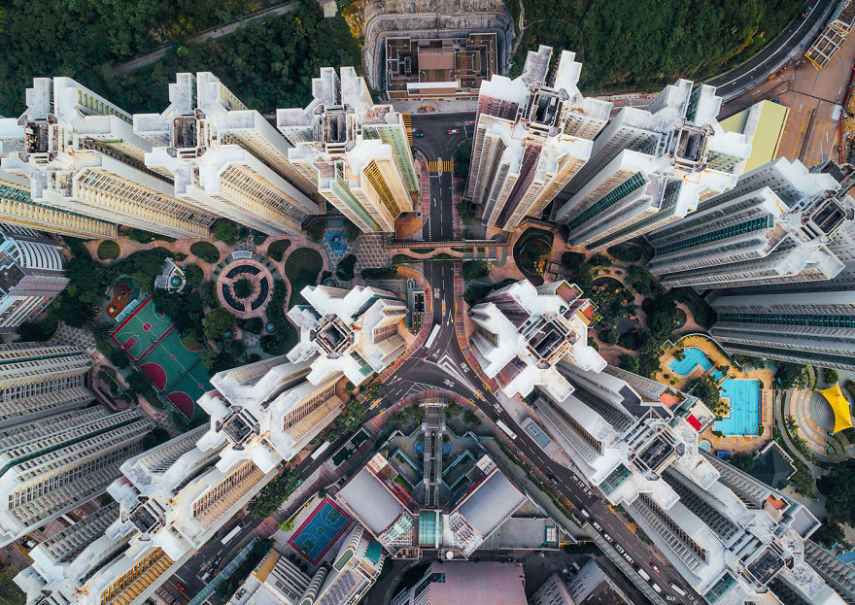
110,296,211,421
288,498,352,564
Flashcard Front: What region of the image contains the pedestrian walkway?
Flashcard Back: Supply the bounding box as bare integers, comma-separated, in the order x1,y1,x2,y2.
427,161,453,172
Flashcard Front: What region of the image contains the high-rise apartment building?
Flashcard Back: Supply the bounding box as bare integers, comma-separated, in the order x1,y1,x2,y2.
0,225,68,333
464,46,612,230
0,405,151,547
199,355,344,473
287,284,408,387
15,352,350,605
0,77,214,238
647,159,855,289
553,80,750,251
708,289,855,371
0,342,94,428
535,362,845,604
233,525,385,605
134,72,319,235
278,67,418,233
468,279,604,400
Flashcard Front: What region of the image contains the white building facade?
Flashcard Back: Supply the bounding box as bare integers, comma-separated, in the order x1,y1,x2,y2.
134,72,319,235
468,279,605,400
278,67,418,233
464,46,612,230
647,159,855,289
0,77,214,238
554,81,750,251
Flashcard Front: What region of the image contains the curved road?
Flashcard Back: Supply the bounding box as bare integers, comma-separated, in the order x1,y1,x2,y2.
708,0,832,100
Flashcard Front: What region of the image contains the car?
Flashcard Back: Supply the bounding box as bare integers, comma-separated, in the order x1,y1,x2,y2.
665,594,676,601
549,475,559,486
623,553,634,564
602,533,613,542
592,521,602,531
614,543,625,554
651,583,662,594
175,583,185,592
650,563,661,574
571,561,581,572
447,128,460,134
413,130,425,138
580,508,590,518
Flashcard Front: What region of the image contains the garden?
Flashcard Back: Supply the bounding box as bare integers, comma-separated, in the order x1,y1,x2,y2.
512,227,554,285
284,247,323,308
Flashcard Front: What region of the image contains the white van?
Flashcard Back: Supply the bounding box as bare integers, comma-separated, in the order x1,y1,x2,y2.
636,568,651,581
580,508,591,518
651,583,662,593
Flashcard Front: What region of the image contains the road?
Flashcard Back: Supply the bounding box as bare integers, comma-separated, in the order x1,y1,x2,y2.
164,112,697,604
707,0,832,100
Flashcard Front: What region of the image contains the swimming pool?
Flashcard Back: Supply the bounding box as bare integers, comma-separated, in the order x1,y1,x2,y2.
713,378,761,436
670,347,714,376
710,368,725,382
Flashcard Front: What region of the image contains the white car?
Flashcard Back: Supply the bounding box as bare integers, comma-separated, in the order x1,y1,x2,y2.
592,521,602,531
623,553,634,564
602,533,613,542
665,596,676,602
614,543,625,554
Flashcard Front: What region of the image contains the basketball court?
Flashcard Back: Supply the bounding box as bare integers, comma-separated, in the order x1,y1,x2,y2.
110,296,211,421
288,498,352,565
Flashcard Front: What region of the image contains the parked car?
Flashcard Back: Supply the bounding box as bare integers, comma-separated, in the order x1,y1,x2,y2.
413,130,425,138
447,128,460,134
650,563,661,574
592,521,602,531
614,543,625,554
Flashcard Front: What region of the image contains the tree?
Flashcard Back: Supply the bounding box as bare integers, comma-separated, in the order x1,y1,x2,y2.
729,452,754,472
109,347,131,369
619,354,639,374
233,278,253,298
775,363,805,389
212,220,238,244
445,403,462,418
461,260,489,281
818,460,855,525
627,264,657,297
306,221,325,242
203,307,235,341
456,201,477,225
685,375,720,409
361,382,383,400
813,519,845,548
343,221,361,242
127,370,153,394
823,367,839,384
335,254,357,281
242,317,264,334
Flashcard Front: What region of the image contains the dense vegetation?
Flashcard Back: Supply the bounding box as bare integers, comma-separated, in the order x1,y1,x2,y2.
190,241,220,264
0,0,361,116
510,0,804,92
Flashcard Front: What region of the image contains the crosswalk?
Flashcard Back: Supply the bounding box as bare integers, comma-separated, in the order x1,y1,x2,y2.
402,113,413,145
427,161,453,173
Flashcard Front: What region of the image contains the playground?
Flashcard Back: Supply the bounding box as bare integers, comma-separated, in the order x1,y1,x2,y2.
105,278,138,320
287,497,352,565
109,296,210,421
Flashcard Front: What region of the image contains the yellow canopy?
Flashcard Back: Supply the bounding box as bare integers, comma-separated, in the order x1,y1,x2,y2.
820,384,853,433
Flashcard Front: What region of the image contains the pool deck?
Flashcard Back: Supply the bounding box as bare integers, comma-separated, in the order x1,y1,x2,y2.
659,335,775,455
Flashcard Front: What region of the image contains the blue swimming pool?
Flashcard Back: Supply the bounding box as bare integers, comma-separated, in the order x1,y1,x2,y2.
670,347,714,376
713,378,761,436
710,369,725,382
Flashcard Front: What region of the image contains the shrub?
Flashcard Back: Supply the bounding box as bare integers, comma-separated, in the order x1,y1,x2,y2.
775,363,805,389
212,220,238,244
267,239,291,262
627,264,657,297
343,221,361,242
190,241,220,264
233,278,253,299
607,244,642,263
685,375,720,409
184,264,204,289
97,240,120,260
306,221,325,242
456,201,477,225
242,317,264,334
461,260,489,281
823,368,839,384
362,266,398,279
589,253,610,266
335,254,357,281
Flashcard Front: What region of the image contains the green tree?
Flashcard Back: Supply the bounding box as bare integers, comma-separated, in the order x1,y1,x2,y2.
823,367,839,384
212,220,238,244
203,307,235,341
233,278,253,298
456,201,477,226
775,363,805,389
461,260,489,281
729,452,754,472
818,460,855,525
343,221,361,242
335,254,357,281
306,221,325,242
813,519,845,548
685,375,720,409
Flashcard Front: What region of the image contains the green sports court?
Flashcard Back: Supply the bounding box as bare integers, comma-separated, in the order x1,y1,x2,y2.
110,296,211,420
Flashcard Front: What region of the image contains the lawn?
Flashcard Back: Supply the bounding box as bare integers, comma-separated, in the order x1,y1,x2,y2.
284,247,323,307
190,241,219,264
97,240,120,260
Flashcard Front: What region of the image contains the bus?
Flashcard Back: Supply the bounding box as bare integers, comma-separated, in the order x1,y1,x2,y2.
310,441,331,461
425,325,440,349
220,524,242,545
496,419,517,440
